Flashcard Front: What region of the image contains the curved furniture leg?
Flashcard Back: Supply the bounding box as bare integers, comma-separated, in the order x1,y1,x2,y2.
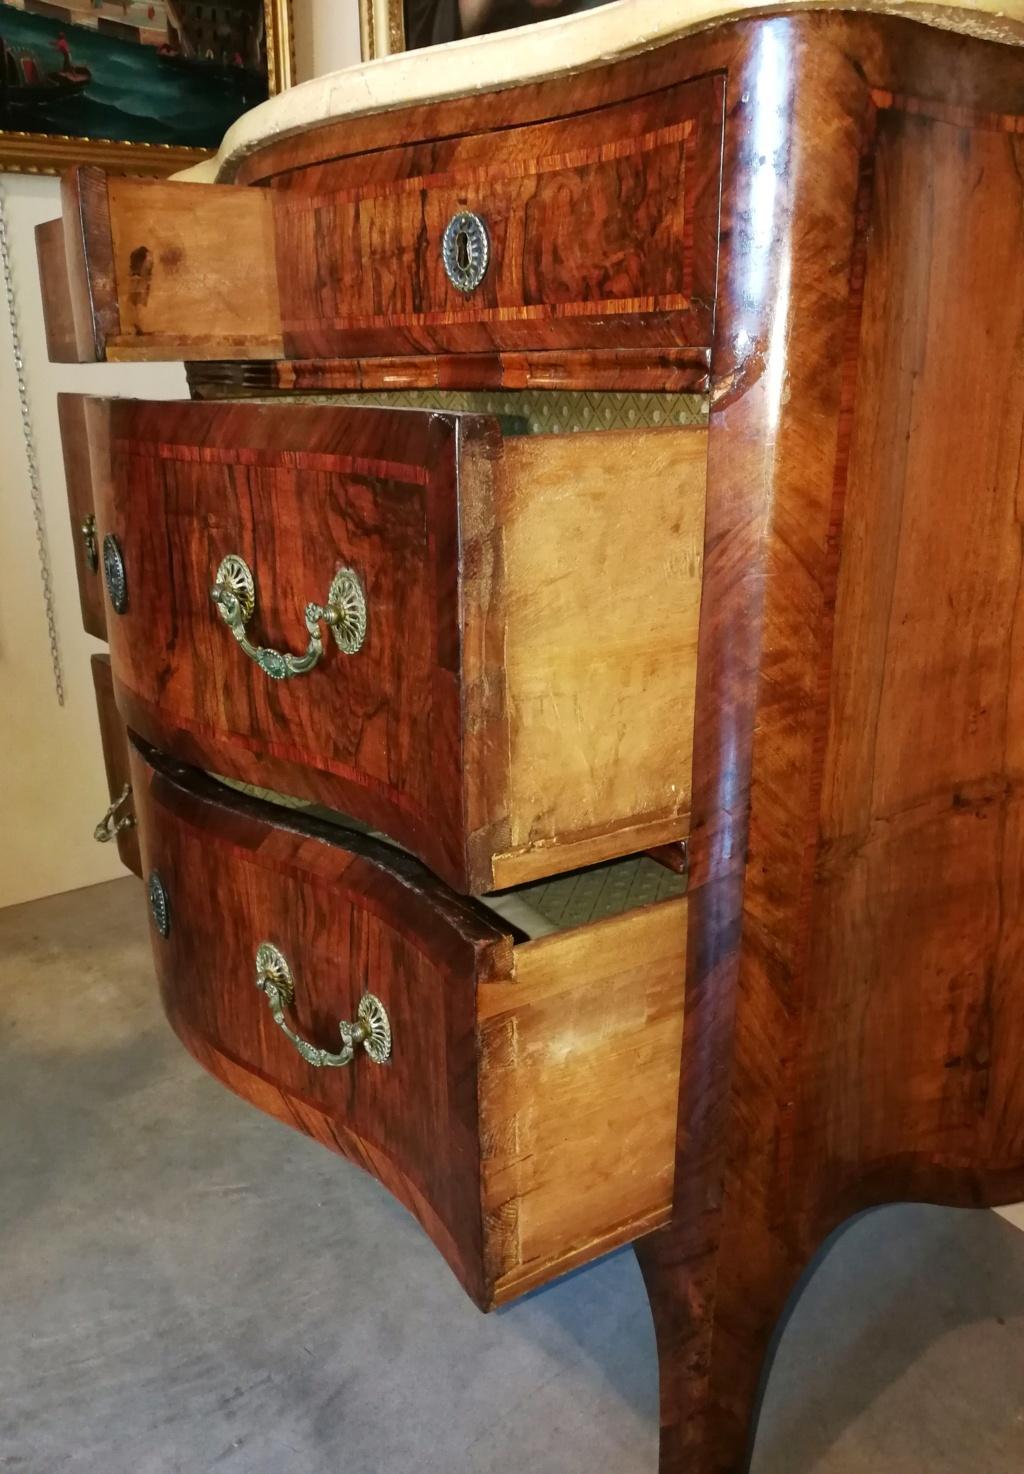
644,18,1024,1471
636,1221,808,1474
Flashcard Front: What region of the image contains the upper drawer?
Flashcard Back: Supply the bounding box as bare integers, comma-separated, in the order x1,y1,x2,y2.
37,75,722,363
132,738,686,1310
73,394,705,893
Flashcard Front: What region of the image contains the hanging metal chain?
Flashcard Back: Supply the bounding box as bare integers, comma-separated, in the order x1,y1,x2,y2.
0,178,65,706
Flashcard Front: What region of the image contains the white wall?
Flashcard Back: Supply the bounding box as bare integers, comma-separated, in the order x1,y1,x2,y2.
300,0,362,77
0,0,361,910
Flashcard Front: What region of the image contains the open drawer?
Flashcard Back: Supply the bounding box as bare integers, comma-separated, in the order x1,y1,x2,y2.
73,393,705,892
37,74,721,363
130,738,686,1309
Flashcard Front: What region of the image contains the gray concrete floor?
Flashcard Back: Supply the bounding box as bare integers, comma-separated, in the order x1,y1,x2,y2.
2,877,1024,1474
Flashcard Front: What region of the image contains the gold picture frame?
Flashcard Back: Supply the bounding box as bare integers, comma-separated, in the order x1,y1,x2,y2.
0,0,294,177
359,0,405,59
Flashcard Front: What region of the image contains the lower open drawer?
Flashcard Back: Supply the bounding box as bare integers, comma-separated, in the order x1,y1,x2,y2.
129,737,686,1309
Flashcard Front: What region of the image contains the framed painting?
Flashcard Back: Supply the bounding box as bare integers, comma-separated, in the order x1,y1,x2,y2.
360,0,611,58
0,0,293,176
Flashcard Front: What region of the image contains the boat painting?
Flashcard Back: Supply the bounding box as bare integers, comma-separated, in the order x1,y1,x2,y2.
0,0,283,153
1,32,91,115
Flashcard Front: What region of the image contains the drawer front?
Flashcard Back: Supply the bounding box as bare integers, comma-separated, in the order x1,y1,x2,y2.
131,739,506,1308
38,75,721,364
130,740,686,1309
270,74,723,359
95,397,472,887
88,395,704,892
59,395,106,639
92,653,141,877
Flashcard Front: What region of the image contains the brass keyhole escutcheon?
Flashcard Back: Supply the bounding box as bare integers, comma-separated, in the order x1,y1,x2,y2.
441,210,489,294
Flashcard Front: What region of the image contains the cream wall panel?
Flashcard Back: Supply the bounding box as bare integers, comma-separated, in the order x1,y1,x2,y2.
0,2,360,910
0,176,187,909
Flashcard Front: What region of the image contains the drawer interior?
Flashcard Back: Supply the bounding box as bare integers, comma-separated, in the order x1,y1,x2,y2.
205,386,709,437
214,768,687,929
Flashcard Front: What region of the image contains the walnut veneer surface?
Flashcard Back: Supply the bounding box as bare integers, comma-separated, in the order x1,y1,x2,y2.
38,8,1024,1473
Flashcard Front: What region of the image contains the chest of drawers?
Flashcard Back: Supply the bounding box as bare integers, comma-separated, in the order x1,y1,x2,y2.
37,4,1024,1470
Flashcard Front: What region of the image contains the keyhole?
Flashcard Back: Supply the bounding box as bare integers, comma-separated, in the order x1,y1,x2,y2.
456,228,470,272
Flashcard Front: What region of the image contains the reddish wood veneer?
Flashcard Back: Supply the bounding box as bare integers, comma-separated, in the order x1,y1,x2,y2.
38,11,1024,1473
633,18,1024,1474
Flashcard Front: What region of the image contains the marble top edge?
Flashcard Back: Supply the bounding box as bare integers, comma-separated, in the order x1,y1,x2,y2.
175,0,1024,184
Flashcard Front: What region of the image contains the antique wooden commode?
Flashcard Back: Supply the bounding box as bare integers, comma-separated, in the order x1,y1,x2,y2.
36,0,1024,1467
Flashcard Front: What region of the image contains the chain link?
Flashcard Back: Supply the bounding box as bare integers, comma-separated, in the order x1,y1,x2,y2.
0,178,65,706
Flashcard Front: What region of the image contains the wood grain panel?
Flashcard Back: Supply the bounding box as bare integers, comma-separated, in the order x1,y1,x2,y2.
39,73,719,366
130,737,505,1308
43,169,283,363
59,165,118,362
803,104,1024,1205
106,177,283,361
470,428,705,888
96,398,472,887
270,74,722,359
480,900,686,1304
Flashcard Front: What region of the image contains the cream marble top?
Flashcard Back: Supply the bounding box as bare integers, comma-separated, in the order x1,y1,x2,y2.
180,0,1024,183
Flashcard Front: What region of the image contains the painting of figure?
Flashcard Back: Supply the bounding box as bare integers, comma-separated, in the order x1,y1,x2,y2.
403,0,609,50
1,0,292,171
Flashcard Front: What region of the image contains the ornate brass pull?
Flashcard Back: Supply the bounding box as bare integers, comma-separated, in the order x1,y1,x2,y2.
254,942,392,1068
210,553,366,681
81,513,98,573
94,783,135,843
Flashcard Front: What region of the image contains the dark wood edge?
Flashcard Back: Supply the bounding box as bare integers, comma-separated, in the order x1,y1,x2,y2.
57,393,107,639
105,393,494,462
34,219,78,363
129,734,520,950
186,348,712,397
60,166,119,361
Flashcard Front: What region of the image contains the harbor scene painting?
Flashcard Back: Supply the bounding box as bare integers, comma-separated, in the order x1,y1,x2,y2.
0,1,292,172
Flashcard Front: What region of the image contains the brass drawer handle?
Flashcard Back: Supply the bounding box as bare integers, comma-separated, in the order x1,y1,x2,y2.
94,782,135,843
81,513,99,573
210,553,366,681
255,942,392,1068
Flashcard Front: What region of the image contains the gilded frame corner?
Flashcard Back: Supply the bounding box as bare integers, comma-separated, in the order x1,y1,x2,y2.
0,0,295,178
359,0,406,61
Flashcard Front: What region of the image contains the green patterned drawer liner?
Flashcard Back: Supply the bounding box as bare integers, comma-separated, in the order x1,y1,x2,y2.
211,773,685,938
239,388,707,436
